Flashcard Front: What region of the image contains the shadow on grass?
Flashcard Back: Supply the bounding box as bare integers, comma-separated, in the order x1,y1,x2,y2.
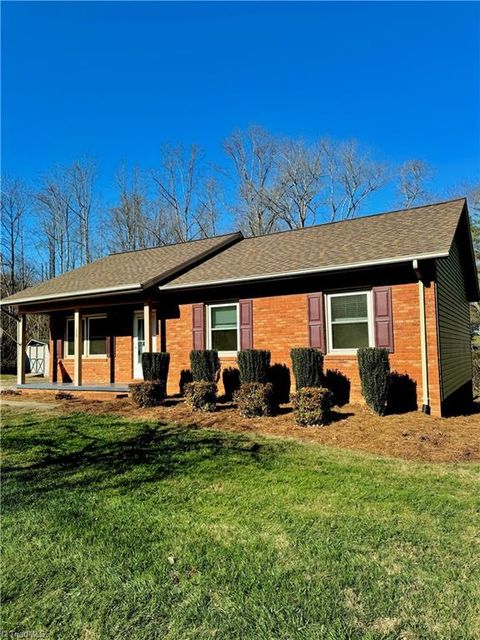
2,418,280,498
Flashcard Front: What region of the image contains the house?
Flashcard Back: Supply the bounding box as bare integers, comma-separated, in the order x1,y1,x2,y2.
1,198,477,416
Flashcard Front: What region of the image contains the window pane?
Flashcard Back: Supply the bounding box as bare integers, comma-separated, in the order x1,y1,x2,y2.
211,306,237,329
66,319,85,355
211,329,237,351
89,318,107,355
66,320,74,356
332,322,369,349
331,294,368,322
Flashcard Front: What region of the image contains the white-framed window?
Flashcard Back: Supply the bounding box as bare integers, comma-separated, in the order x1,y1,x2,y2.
207,303,239,356
65,314,108,357
326,291,374,354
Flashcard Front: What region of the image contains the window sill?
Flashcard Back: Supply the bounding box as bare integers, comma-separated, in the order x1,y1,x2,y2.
63,356,109,360
326,350,362,357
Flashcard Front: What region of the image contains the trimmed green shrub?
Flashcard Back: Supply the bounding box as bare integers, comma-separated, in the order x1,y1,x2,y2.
179,369,193,395
290,348,323,390
184,381,217,412
237,350,271,384
129,381,166,407
267,363,291,405
142,352,170,384
222,367,241,401
234,382,276,417
324,369,351,406
357,347,390,415
190,350,220,383
292,387,333,426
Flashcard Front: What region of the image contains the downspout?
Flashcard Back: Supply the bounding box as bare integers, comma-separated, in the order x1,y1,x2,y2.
413,259,430,414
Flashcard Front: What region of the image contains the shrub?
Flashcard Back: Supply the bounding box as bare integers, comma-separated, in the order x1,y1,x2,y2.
222,367,241,401
184,381,217,412
179,369,193,395
129,381,166,407
267,363,291,404
237,350,271,383
387,371,417,413
290,348,323,390
190,350,220,383
357,347,390,415
234,382,276,417
324,369,351,406
142,352,170,384
292,387,333,426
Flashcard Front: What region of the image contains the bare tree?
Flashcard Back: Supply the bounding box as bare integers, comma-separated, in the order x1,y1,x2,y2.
397,159,433,208
224,126,280,236
320,139,387,221
108,166,151,252
1,177,30,295
151,144,219,243
67,158,97,263
274,140,324,229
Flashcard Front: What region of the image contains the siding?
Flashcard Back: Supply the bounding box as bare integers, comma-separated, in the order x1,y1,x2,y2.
435,235,472,400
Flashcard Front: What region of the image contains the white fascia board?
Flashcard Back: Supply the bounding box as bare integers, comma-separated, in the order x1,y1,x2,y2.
159,250,450,291
1,283,142,306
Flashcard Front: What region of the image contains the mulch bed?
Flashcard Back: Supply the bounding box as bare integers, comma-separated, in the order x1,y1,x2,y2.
8,390,480,464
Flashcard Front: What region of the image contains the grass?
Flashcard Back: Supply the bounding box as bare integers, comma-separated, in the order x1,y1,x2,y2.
1,408,480,640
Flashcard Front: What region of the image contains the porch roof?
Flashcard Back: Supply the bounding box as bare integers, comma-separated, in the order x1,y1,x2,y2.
1,232,242,307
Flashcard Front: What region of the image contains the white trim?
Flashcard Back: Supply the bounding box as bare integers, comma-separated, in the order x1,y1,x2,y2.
207,302,240,357
65,313,108,358
133,310,158,379
160,251,450,291
2,283,142,306
326,291,374,355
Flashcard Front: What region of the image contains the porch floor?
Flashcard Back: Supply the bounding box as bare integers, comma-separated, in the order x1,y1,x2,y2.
16,381,130,393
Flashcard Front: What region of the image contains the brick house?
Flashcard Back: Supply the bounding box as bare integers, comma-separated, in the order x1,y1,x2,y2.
2,198,478,416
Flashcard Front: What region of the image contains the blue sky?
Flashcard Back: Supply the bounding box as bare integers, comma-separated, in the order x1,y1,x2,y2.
2,1,479,213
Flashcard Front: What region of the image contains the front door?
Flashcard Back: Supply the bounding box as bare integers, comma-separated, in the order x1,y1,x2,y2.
133,312,157,379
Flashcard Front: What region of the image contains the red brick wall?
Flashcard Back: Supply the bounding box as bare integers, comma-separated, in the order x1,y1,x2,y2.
49,282,442,415
164,283,441,415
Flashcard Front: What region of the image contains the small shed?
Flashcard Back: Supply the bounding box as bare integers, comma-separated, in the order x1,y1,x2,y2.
26,339,49,376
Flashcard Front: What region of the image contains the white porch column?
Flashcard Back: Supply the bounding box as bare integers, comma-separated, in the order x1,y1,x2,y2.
74,309,82,387
17,313,26,385
144,302,152,352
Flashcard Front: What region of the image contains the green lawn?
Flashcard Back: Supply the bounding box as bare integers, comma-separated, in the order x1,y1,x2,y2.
2,409,479,640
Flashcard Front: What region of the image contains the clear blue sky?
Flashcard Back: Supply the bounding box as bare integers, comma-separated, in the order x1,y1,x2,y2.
2,1,479,211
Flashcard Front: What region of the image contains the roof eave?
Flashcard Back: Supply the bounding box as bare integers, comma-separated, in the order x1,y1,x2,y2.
0,283,143,307
159,250,450,291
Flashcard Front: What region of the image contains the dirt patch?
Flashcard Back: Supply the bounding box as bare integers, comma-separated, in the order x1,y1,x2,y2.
8,391,480,463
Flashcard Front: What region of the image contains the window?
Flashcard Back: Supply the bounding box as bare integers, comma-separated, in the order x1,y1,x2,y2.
208,304,239,354
327,292,373,353
65,315,107,357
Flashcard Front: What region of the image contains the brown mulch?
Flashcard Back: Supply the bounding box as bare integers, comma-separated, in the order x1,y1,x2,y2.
6,392,480,464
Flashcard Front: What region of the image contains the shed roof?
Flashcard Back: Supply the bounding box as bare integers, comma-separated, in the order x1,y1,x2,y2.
161,199,468,289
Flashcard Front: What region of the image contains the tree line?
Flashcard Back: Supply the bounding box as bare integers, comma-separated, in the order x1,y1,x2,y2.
1,126,479,363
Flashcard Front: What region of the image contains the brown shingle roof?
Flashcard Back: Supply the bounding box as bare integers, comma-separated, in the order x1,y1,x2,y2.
161,199,466,290
2,232,242,305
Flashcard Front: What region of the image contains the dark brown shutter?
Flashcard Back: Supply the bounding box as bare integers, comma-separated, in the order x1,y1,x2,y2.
55,317,64,360
373,286,394,353
307,293,325,352
239,299,253,350
192,303,205,350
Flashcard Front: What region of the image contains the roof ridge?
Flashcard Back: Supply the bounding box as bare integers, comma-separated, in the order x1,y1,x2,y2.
239,197,466,242
108,231,243,257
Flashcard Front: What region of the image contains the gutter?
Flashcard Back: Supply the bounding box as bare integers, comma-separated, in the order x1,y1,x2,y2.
160,250,450,291
413,259,430,414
